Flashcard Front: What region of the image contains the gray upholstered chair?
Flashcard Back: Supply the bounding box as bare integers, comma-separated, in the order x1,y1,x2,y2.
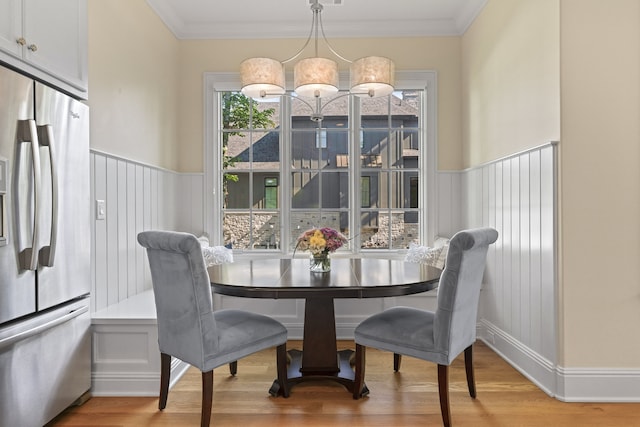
352,227,498,427
137,230,288,427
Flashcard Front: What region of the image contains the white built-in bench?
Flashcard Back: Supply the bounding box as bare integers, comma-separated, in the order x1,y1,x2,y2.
90,283,439,397
91,290,189,396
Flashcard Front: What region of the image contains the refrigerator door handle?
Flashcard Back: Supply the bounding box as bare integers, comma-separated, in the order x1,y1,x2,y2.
37,124,58,267
16,119,41,271
0,305,88,351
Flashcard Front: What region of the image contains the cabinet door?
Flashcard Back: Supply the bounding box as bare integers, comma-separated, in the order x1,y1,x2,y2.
23,0,87,93
0,0,23,58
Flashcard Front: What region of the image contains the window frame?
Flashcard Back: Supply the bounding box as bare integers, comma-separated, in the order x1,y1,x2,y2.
203,71,438,257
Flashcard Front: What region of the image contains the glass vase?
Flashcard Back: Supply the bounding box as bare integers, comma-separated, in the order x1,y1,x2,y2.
309,253,331,273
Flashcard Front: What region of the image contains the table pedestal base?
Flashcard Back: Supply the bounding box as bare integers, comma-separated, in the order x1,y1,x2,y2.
268,349,369,397
268,297,369,398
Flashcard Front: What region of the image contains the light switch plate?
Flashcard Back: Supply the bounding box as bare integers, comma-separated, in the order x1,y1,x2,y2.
96,200,106,220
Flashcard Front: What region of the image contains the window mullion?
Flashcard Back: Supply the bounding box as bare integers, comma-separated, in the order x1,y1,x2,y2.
280,95,293,253
209,91,219,243
350,95,361,253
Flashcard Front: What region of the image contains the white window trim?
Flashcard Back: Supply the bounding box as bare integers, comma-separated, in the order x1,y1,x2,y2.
202,70,438,252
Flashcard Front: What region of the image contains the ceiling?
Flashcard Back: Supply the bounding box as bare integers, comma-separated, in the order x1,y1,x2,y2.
145,0,488,40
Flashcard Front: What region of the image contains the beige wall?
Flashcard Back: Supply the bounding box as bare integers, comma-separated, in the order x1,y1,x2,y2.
464,0,640,369
461,0,560,168
559,0,640,367
88,0,180,170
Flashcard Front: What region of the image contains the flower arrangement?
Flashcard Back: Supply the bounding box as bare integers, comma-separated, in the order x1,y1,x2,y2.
295,227,348,257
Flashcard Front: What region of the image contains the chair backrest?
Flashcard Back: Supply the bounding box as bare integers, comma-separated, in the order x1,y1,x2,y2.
137,230,218,370
434,228,498,363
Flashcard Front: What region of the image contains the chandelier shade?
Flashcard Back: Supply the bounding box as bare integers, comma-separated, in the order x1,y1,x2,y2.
240,57,285,98
350,56,395,97
294,57,340,98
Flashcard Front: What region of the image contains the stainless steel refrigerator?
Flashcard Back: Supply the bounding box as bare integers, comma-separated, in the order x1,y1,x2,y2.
0,65,91,427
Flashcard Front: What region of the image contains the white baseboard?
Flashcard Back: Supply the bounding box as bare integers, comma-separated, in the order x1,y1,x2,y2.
91,359,189,397
555,366,640,402
478,320,640,402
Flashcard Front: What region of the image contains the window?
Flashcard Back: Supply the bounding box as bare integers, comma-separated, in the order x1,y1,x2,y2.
361,176,371,208
265,177,278,209
410,177,418,208
316,129,327,149
205,71,436,254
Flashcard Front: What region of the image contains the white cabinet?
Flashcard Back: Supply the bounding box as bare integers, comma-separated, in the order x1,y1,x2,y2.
0,0,88,99
0,0,23,58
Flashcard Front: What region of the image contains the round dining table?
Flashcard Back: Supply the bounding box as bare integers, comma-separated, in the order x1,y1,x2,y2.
208,257,441,397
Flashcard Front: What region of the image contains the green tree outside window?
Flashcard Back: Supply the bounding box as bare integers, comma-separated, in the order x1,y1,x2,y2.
222,93,276,207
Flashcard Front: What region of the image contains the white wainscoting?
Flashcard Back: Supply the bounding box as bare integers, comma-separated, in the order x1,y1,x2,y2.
459,142,559,397
90,150,204,312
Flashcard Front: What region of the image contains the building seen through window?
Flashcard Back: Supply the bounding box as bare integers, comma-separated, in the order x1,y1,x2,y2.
219,89,422,252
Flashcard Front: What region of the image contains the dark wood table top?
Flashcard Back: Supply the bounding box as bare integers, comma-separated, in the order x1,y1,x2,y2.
208,258,441,299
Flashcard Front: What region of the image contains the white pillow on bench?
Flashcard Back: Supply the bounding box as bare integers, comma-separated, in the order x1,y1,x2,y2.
404,236,450,269
197,235,234,266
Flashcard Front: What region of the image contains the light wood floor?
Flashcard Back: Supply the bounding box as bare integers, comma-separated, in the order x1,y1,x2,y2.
50,341,638,427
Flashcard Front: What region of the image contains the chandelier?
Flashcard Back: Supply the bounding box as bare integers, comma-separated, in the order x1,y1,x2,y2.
240,0,395,101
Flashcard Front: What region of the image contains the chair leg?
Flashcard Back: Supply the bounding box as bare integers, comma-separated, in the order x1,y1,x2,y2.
229,361,238,376
159,353,171,410
276,343,289,398
464,345,476,398
201,370,213,427
353,344,366,399
437,364,451,427
394,353,402,372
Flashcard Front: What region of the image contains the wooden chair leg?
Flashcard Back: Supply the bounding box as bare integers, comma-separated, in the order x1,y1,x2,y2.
394,353,402,372
229,361,238,376
353,344,366,399
464,345,476,398
201,370,213,427
159,353,171,410
437,364,451,427
276,343,289,398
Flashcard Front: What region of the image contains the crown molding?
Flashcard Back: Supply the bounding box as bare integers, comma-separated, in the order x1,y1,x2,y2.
146,0,487,40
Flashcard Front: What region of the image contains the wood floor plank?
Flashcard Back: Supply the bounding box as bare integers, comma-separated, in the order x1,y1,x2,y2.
49,341,639,427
